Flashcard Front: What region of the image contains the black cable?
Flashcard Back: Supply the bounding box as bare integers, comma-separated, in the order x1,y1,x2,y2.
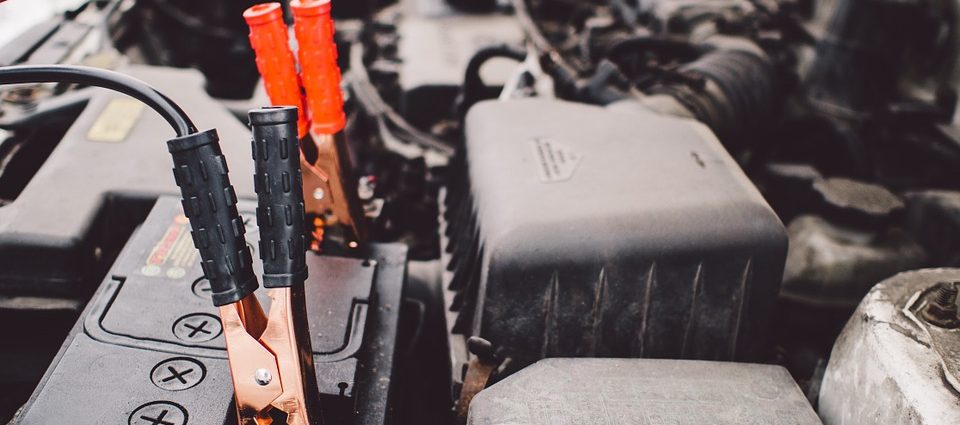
509,0,587,100
604,36,705,63
0,65,195,136
347,42,456,156
464,45,528,92
0,65,261,305
459,44,527,117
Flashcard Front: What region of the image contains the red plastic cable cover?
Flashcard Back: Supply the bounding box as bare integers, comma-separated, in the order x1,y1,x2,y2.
291,0,346,135
243,2,309,138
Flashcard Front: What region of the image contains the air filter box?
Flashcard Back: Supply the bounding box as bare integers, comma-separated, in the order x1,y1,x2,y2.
442,99,787,375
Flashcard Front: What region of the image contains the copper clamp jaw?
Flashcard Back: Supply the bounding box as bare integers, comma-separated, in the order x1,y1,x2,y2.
164,54,329,423
222,289,319,425
302,131,367,246
218,106,321,424
244,1,366,248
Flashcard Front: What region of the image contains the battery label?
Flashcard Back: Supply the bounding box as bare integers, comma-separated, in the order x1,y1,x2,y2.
87,97,145,143
140,214,197,279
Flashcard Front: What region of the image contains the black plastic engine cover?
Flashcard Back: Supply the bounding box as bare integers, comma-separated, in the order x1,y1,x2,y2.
0,65,256,297
443,99,787,376
10,197,407,425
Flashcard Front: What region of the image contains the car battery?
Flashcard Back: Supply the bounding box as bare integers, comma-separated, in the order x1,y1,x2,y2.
0,65,257,299
9,197,407,425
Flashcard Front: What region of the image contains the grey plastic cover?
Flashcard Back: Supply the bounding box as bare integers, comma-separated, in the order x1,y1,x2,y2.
446,99,787,370
467,358,822,425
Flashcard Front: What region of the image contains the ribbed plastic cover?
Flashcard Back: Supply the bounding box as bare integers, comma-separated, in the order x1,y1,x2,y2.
444,99,787,371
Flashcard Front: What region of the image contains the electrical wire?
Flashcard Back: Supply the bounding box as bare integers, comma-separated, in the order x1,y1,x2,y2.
0,65,195,136
459,44,528,117
347,42,456,156
509,0,590,99
510,0,554,55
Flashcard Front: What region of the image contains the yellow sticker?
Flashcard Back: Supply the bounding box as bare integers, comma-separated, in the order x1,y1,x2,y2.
86,97,145,143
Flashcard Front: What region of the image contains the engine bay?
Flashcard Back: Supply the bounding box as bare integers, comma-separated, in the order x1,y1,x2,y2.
1,0,959,423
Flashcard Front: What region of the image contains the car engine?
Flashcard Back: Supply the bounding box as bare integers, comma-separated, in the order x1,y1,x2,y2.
0,0,958,423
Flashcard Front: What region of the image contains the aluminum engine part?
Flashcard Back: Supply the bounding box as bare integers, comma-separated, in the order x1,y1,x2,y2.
466,358,822,425
811,178,905,227
819,268,960,425
442,99,787,379
781,215,927,307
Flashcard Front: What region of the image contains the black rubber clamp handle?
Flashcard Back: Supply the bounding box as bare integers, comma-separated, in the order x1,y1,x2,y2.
249,107,309,288
168,129,259,306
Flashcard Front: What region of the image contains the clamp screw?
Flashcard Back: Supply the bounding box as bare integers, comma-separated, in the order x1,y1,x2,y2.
922,281,960,328
254,368,273,386
312,188,325,200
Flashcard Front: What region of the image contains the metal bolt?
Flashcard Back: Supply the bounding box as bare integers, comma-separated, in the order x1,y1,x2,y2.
358,175,376,201
936,283,958,306
312,188,325,200
254,368,273,386
922,282,960,328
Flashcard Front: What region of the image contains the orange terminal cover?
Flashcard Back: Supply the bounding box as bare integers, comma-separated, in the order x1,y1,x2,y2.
291,0,346,135
243,2,309,138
